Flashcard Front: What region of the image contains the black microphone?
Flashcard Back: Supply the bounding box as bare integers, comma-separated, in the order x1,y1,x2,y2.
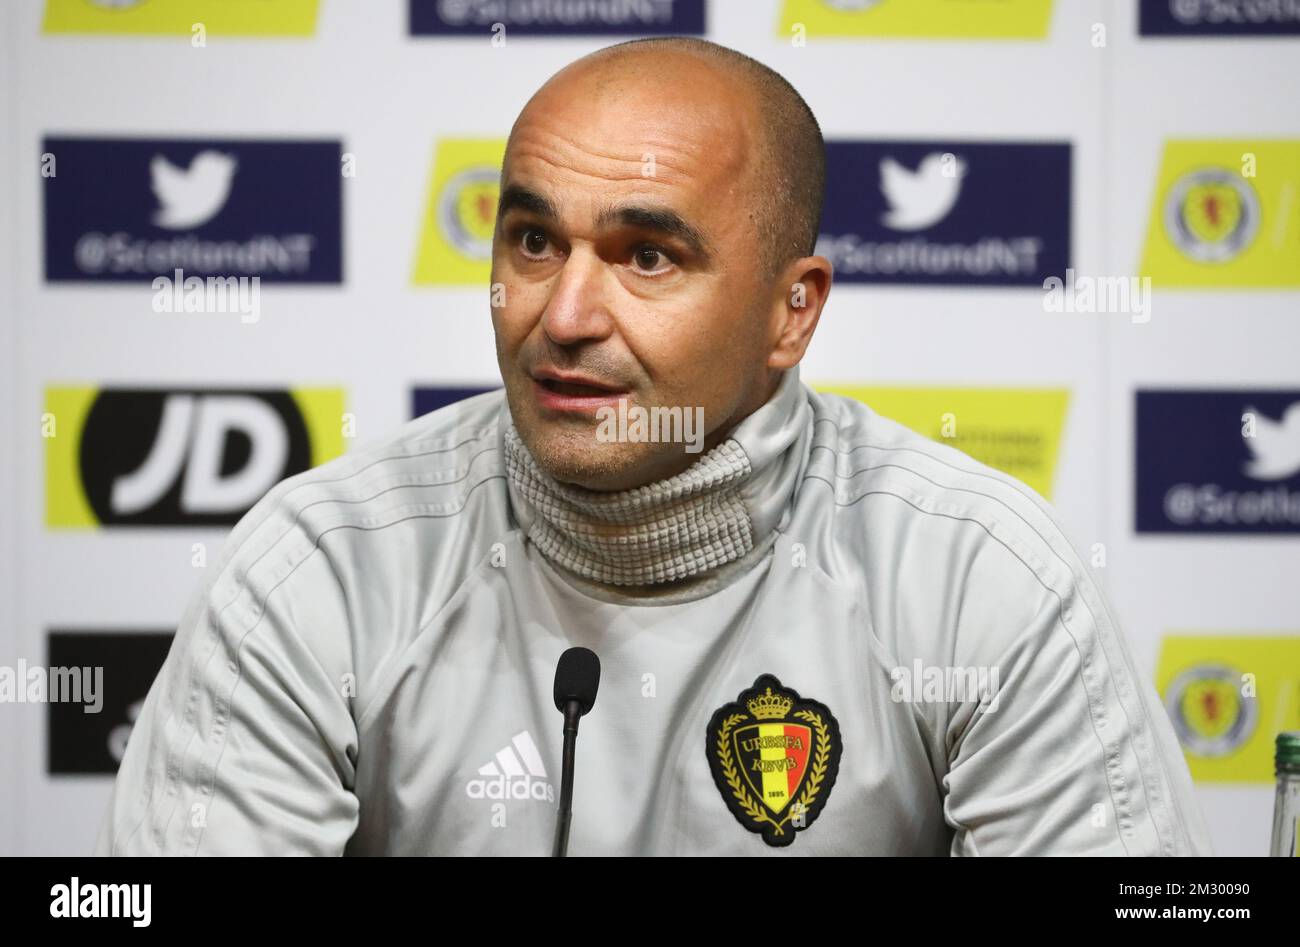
551,646,600,857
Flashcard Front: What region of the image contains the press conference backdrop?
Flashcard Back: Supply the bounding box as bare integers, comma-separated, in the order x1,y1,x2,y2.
2,0,1297,857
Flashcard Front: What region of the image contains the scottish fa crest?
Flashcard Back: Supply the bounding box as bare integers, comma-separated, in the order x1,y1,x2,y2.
706,674,841,847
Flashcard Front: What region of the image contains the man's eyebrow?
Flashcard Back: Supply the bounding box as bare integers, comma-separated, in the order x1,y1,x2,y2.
497,183,558,222
497,185,713,261
596,204,713,259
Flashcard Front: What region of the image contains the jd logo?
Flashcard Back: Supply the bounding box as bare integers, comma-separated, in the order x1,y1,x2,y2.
46,387,346,527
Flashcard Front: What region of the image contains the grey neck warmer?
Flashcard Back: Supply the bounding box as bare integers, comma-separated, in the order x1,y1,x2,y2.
501,366,811,589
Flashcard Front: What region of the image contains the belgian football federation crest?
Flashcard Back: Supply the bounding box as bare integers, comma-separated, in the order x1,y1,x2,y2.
705,674,841,847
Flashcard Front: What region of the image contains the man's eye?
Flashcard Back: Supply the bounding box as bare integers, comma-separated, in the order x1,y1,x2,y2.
520,229,550,257
633,246,672,273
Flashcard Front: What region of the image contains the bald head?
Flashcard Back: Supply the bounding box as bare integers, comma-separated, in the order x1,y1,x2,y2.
508,37,826,279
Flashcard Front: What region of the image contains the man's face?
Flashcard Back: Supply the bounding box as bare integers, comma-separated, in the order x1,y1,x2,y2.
490,56,780,491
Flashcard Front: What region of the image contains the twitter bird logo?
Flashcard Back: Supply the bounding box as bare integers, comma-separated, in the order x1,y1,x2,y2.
1243,401,1300,481
879,152,966,231
150,150,237,230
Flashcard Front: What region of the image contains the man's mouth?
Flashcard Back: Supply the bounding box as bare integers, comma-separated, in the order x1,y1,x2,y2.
530,372,630,412
537,378,621,397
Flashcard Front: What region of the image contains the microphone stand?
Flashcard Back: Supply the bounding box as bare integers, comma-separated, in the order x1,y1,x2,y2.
552,699,582,857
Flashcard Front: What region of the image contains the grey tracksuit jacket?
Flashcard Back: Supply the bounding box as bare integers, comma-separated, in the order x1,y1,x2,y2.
95,366,1211,856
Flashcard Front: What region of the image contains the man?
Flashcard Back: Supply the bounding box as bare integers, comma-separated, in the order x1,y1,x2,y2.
95,37,1210,856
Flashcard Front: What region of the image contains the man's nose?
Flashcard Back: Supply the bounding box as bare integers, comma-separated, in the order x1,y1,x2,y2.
540,248,614,346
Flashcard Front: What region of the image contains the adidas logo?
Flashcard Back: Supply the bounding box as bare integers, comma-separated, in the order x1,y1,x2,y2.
465,730,555,803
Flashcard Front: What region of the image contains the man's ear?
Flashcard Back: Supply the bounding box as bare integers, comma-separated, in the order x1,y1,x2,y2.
767,256,833,371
